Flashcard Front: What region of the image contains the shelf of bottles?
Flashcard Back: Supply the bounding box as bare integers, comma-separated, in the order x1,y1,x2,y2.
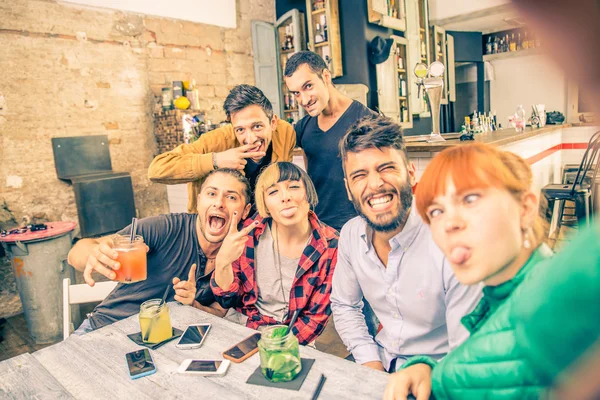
418,0,430,65
367,0,407,32
395,44,411,124
277,13,305,124
306,0,343,78
430,25,448,104
483,27,542,61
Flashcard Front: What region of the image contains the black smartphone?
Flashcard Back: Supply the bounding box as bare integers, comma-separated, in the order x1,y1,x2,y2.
125,349,156,379
222,332,262,363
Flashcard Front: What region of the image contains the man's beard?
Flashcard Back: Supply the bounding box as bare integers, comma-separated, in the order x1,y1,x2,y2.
351,181,413,233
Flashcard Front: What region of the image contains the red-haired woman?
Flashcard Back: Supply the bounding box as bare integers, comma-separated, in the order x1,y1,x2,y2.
384,143,554,399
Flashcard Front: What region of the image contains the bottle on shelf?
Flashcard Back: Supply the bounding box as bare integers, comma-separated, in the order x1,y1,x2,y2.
472,110,479,133
523,31,529,50
396,47,404,69
492,36,499,54
321,15,328,42
514,104,526,133
284,93,290,110
486,37,492,55
504,34,510,52
517,32,522,51
315,23,325,44
400,103,408,122
399,74,407,97
420,34,427,59
509,33,517,52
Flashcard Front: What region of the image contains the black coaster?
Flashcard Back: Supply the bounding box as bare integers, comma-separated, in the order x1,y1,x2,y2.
246,358,315,391
127,328,183,350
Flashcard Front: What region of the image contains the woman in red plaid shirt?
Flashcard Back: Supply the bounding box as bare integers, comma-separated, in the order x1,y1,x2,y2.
211,162,339,345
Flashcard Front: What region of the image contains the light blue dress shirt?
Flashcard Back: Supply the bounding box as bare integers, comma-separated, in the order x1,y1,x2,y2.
330,206,482,371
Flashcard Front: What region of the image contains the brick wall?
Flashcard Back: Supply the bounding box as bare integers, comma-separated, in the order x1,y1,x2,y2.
0,0,275,230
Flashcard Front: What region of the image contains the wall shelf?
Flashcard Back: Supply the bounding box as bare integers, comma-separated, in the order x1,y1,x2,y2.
306,0,343,78
483,47,543,62
367,0,407,32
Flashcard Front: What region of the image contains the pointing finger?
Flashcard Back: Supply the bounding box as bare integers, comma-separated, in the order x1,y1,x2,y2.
187,264,197,283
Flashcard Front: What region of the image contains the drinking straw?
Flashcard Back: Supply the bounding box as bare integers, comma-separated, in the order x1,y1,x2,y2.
284,309,301,336
310,374,327,400
129,217,138,243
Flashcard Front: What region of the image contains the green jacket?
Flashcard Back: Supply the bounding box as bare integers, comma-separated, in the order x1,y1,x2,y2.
402,245,554,399
514,224,600,387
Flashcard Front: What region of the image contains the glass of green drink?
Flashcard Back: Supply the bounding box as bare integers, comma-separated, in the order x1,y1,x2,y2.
258,325,302,382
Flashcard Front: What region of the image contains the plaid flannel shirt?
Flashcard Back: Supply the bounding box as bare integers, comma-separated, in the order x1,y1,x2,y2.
210,211,339,345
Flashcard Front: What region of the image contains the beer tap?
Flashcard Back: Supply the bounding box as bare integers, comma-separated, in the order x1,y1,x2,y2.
414,61,446,143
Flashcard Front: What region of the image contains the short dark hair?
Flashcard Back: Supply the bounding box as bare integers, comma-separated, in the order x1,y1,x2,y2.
201,168,252,205
223,84,273,121
284,51,328,79
339,114,407,164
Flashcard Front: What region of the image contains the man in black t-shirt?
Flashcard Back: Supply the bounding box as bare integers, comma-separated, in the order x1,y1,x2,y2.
284,51,377,231
67,169,253,333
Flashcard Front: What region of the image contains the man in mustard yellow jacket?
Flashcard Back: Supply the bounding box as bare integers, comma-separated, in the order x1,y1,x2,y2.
149,84,296,213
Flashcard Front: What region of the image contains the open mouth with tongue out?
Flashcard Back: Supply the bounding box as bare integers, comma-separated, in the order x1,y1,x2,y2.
207,214,228,236
448,245,472,266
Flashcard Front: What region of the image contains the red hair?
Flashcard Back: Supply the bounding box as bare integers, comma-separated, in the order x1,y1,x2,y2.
415,143,544,242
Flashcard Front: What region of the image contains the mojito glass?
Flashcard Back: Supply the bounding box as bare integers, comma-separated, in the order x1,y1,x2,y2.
258,325,302,382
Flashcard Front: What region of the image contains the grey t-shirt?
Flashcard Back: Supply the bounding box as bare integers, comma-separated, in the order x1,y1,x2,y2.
254,225,299,323
88,213,211,330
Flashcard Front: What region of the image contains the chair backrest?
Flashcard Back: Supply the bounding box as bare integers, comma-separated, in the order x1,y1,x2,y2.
63,278,117,340
570,131,600,195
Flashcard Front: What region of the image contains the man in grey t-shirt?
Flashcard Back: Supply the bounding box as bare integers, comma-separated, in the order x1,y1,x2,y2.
67,169,253,333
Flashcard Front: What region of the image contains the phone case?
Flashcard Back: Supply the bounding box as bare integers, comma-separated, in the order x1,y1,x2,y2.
222,335,260,363
178,359,230,375
129,368,157,380
126,350,157,380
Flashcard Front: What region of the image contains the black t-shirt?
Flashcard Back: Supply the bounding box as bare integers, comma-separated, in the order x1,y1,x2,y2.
244,143,273,215
245,143,273,194
88,213,213,330
296,100,376,230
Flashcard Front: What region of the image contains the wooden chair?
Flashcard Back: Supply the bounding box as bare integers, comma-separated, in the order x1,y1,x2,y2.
62,278,117,340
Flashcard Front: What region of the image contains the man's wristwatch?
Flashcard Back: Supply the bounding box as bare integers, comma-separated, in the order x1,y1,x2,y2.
212,153,218,170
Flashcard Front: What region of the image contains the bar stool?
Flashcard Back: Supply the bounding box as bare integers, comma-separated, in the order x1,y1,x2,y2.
542,131,600,239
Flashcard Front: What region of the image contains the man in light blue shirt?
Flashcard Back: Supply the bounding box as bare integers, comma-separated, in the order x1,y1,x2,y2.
331,115,481,372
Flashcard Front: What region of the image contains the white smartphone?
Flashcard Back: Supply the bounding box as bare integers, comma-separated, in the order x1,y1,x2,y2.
176,323,211,349
177,359,231,376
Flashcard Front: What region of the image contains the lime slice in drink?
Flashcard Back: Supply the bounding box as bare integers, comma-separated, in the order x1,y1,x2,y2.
267,353,299,374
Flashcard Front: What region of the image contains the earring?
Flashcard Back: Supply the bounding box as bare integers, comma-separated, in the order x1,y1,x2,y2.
523,228,531,249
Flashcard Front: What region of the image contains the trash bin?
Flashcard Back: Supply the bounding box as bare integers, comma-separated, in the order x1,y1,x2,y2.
0,221,78,344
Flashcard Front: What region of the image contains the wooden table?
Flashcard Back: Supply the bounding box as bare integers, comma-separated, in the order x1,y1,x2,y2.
0,302,389,399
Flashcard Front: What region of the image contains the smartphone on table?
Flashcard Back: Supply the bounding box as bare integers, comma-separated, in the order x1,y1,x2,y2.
176,323,211,349
222,332,261,363
125,349,156,380
178,359,231,376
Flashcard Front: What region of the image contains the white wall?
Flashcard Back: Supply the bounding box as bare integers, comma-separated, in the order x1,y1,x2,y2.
489,54,567,127
61,0,237,28
429,0,510,21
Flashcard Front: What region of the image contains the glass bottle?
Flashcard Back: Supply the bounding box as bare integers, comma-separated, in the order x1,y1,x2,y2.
509,33,517,52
